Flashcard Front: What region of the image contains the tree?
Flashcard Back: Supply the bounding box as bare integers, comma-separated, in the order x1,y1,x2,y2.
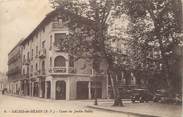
120,0,182,92
49,0,127,106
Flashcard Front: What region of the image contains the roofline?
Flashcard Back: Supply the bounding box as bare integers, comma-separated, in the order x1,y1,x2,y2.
20,9,55,45
20,7,95,46
8,39,23,55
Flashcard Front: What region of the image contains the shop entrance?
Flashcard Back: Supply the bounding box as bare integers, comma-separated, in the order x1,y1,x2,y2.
91,82,102,99
40,80,45,98
77,81,88,99
33,82,39,97
56,81,66,100
46,81,51,99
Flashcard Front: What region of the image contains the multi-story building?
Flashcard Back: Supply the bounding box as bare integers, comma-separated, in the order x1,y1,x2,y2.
108,39,137,98
7,40,23,95
0,72,8,93
12,8,108,100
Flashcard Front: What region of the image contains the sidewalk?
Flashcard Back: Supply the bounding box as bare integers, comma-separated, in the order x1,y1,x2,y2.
87,101,182,117
4,94,130,103
4,94,51,102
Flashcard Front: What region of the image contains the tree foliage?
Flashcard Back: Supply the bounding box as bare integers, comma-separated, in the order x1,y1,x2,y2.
121,0,182,92
49,0,127,106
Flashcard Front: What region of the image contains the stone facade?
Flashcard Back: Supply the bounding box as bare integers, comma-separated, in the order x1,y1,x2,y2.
7,40,23,95
7,9,108,100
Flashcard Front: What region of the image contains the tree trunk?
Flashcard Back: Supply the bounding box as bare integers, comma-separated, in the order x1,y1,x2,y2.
109,71,123,106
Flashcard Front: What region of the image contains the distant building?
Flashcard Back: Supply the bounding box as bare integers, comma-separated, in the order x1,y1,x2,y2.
0,72,8,92
7,40,23,94
108,39,138,98
7,8,108,100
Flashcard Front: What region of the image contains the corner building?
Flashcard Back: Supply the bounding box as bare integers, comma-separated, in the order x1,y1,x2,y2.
19,9,108,100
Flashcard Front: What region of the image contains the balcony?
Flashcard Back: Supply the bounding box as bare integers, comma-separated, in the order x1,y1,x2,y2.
7,67,21,76
37,70,46,77
39,48,46,59
23,73,29,78
53,45,61,52
52,22,65,30
34,70,40,76
49,67,75,74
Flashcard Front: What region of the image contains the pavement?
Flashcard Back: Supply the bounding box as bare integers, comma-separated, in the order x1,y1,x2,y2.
1,94,182,117
0,95,136,117
87,101,182,117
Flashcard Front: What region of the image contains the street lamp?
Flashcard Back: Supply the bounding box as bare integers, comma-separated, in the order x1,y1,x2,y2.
94,81,98,105
92,69,98,105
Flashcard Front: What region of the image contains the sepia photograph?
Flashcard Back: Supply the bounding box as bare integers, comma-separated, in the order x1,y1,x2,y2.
0,0,182,117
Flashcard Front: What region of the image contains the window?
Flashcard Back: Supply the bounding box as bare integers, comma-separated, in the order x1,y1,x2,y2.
31,49,33,60
35,63,38,71
50,57,52,67
36,46,38,57
27,52,29,60
23,69,25,75
43,27,45,32
31,65,33,73
57,17,62,24
31,65,33,76
54,33,66,47
42,61,45,74
50,35,52,50
54,56,66,67
27,66,29,74
42,41,45,48
23,55,25,63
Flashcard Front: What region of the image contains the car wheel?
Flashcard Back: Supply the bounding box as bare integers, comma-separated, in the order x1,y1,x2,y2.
139,97,143,103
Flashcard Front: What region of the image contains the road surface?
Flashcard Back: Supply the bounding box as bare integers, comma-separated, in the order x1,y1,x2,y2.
0,95,141,117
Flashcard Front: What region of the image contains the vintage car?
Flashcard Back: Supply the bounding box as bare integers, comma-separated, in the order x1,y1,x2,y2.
153,89,182,104
153,89,170,103
131,88,153,103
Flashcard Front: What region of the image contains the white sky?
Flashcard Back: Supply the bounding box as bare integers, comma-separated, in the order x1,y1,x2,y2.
0,0,130,73
0,0,53,73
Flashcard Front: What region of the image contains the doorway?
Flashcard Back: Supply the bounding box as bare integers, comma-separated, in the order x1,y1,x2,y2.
77,81,88,99
46,81,51,99
91,82,102,99
56,81,66,100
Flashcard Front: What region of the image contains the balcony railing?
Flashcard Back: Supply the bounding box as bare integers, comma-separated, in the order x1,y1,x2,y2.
52,22,64,29
39,48,46,59
49,67,75,74
7,68,21,76
23,73,29,78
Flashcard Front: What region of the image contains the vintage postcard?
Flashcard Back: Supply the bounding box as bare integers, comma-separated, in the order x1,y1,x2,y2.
0,0,182,117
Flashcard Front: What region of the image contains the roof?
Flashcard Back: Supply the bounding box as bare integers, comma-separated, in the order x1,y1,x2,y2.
8,39,24,55
20,7,95,45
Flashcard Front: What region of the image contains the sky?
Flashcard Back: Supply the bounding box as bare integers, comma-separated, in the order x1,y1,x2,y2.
0,0,53,73
0,0,130,74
